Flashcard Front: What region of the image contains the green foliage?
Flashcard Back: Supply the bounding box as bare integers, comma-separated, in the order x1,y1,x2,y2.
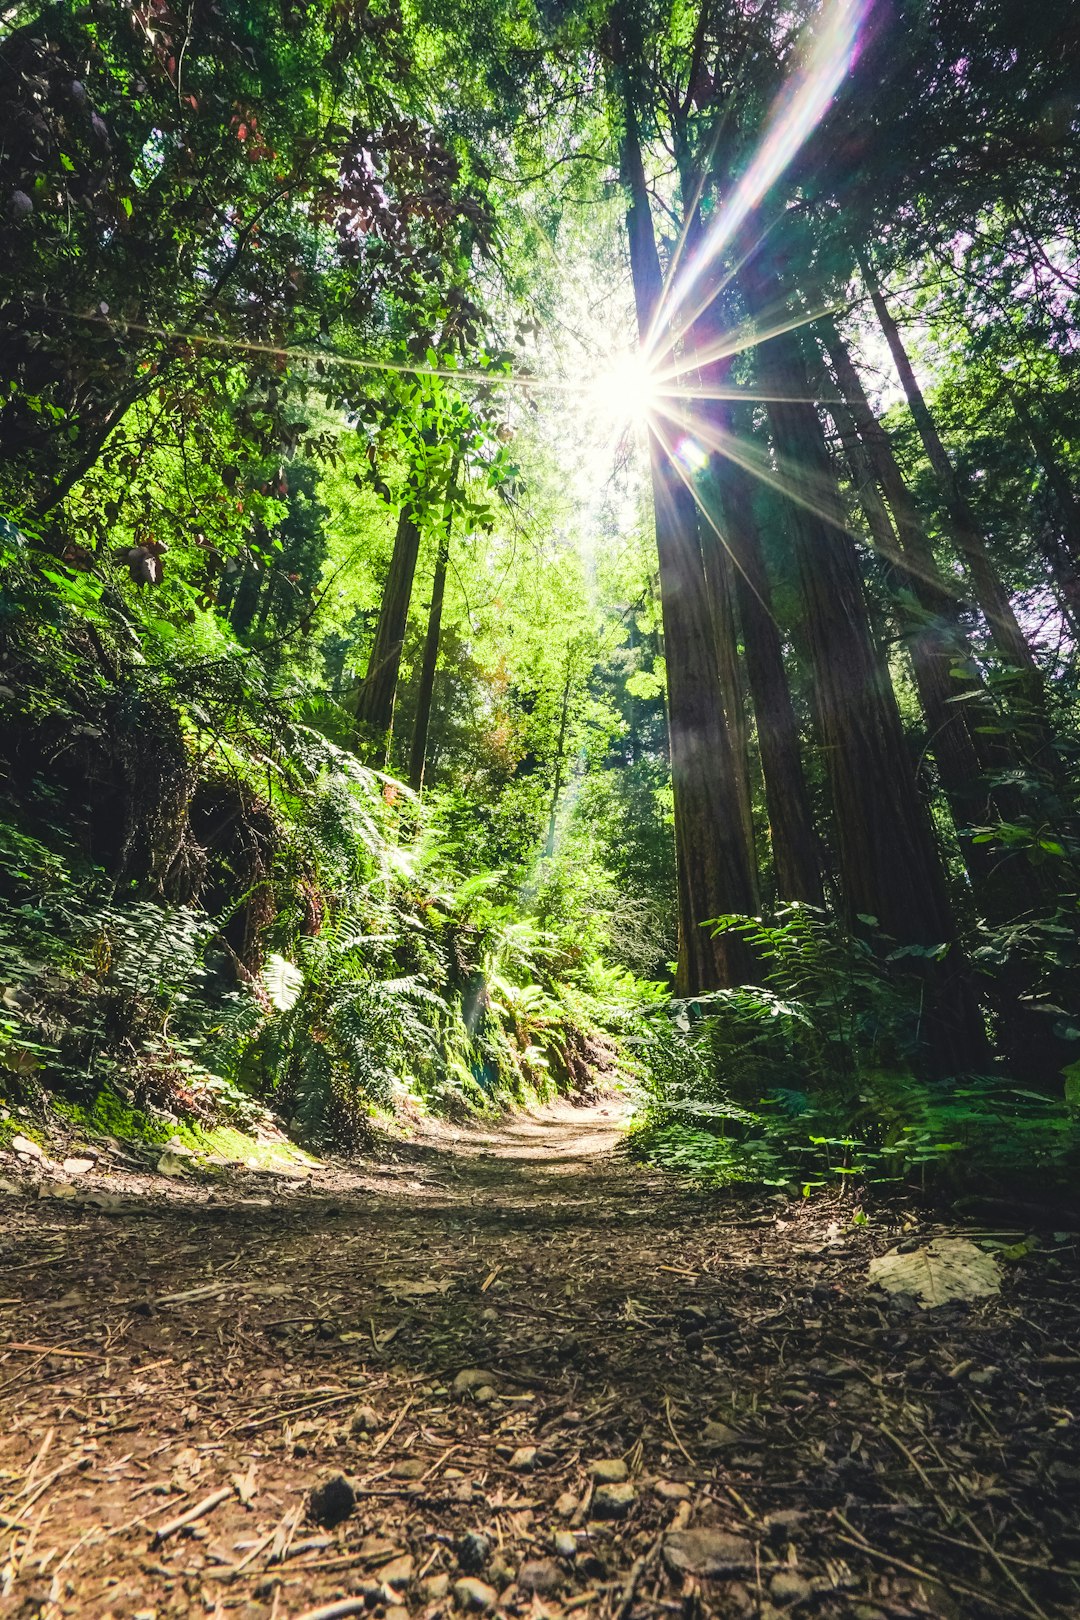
632,907,1080,1196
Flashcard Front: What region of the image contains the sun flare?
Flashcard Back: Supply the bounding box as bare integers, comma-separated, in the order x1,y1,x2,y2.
587,348,659,429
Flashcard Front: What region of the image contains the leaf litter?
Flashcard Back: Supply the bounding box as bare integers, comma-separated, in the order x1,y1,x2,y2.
0,1099,1078,1619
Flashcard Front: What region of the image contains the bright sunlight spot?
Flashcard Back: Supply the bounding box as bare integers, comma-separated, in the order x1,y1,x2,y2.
587,348,658,430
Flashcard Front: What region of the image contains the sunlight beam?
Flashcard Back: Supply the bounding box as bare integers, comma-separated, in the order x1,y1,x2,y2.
646,0,870,358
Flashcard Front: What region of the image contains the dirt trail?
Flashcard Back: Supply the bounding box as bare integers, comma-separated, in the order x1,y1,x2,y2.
1,1098,1079,1620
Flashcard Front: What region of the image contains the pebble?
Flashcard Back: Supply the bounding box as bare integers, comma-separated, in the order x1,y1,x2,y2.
377,1555,414,1589
589,1458,628,1483
517,1558,562,1597
349,1404,381,1435
553,1531,577,1557
454,1577,498,1611
422,1574,451,1601
654,1480,692,1501
554,1490,578,1518
769,1571,811,1605
307,1473,356,1528
453,1368,498,1396
592,1482,636,1519
458,1531,491,1574
389,1459,426,1480
509,1445,537,1471
663,1528,752,1578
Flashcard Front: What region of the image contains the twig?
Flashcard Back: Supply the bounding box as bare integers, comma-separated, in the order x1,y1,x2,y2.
615,1530,664,1620
4,1343,105,1360
370,1395,414,1458
663,1397,696,1468
293,1598,369,1620
152,1484,234,1545
225,1392,354,1436
832,1512,1042,1620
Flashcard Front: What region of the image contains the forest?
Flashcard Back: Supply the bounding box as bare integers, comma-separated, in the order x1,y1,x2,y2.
1,0,1080,1617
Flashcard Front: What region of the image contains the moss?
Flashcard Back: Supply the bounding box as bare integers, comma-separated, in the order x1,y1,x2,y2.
53,1089,175,1147
0,1111,46,1151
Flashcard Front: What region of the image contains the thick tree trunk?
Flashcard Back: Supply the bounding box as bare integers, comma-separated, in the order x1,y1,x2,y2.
820,324,1058,895
858,251,1040,683
407,527,450,793
698,476,758,874
742,253,986,1070
621,106,758,992
698,390,824,906
355,506,423,764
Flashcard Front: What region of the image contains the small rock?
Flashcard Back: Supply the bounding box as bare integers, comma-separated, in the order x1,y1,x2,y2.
349,1404,381,1435
474,1384,498,1404
157,1150,188,1177
386,1607,410,1620
390,1459,427,1480
62,1156,95,1176
589,1458,628,1484
377,1554,414,1589
489,1558,514,1590
508,1445,537,1471
307,1473,356,1529
517,1559,561,1597
592,1482,636,1519
553,1531,577,1557
422,1574,451,1601
458,1531,491,1574
663,1528,752,1578
454,1577,497,1611
769,1571,811,1605
700,1420,741,1448
453,1368,499,1397
654,1480,692,1501
554,1491,578,1518
11,1135,42,1160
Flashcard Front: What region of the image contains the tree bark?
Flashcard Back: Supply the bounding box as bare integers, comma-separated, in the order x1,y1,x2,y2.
407,525,450,793
620,99,758,993
741,250,986,1070
355,505,423,764
698,391,824,906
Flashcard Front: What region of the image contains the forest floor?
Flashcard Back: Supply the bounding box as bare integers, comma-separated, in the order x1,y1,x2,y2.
1,1096,1079,1620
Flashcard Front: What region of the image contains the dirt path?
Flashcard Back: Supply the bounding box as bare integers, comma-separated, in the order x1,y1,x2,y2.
2,1099,1079,1620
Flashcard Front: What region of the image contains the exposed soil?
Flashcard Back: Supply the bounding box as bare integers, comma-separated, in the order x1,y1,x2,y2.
2,1098,1079,1620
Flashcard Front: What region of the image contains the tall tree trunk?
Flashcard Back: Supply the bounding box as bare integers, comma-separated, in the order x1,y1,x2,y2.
826,386,1026,907
620,98,758,992
699,469,758,873
698,390,824,905
819,322,1059,891
408,529,450,793
858,249,1041,683
741,251,986,1070
355,505,422,764
408,465,458,793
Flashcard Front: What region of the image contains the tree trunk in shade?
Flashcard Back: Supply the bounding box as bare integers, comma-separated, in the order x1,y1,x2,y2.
355,505,422,764
858,250,1041,686
741,247,987,1072
620,97,758,993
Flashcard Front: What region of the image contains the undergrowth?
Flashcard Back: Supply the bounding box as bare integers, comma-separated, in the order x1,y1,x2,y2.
630,907,1080,1200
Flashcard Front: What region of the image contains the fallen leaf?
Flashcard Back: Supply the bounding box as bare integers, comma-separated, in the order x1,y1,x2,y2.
868,1238,1001,1307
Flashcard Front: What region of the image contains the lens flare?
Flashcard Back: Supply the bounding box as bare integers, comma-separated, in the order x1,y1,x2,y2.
651,0,870,353
588,348,658,429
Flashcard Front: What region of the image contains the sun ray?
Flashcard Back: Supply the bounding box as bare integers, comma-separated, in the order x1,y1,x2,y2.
649,0,869,359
